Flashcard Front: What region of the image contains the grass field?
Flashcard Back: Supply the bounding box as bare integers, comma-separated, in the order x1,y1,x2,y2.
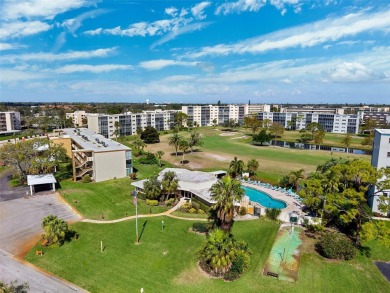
25,218,390,293
145,128,370,183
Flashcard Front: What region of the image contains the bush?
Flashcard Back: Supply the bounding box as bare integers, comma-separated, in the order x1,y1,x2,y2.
192,201,200,210
9,176,23,187
192,198,210,212
138,152,158,165
129,172,137,180
307,224,325,233
165,198,175,207
180,202,192,211
192,222,208,233
81,174,91,183
265,208,281,221
198,209,206,214
145,199,159,206
316,232,357,260
189,208,197,214
239,207,247,216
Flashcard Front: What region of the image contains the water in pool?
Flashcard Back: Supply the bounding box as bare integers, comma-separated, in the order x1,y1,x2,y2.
243,186,287,209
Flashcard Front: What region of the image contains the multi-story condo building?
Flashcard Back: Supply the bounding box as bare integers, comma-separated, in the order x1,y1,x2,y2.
65,111,88,126
181,104,270,126
53,128,132,182
369,129,390,216
280,107,345,114
358,111,390,126
343,105,390,114
0,111,21,132
256,112,359,134
87,110,178,139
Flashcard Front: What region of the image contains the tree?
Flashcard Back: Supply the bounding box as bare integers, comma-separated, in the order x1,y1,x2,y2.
229,157,245,179
313,129,325,144
299,159,390,246
168,133,183,156
42,215,69,246
306,122,324,140
143,176,161,200
210,175,244,232
269,122,284,139
175,112,188,128
140,126,160,143
361,118,376,134
246,159,259,176
262,119,272,130
224,119,237,129
298,129,312,143
188,130,203,152
155,150,164,167
114,121,120,141
161,171,179,201
341,133,352,153
281,169,305,191
0,138,68,183
243,115,261,133
132,136,146,151
252,129,272,146
179,140,189,164
361,133,374,153
212,118,217,126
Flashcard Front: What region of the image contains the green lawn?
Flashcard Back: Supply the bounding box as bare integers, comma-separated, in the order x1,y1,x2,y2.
26,219,389,293
171,210,208,219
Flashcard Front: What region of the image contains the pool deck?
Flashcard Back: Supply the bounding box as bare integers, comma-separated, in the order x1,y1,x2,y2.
241,182,303,222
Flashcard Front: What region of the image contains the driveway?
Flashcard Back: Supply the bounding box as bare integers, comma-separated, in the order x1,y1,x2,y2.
0,171,29,201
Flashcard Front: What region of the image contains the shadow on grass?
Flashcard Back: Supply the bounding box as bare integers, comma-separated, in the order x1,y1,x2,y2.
359,245,371,258
139,220,148,242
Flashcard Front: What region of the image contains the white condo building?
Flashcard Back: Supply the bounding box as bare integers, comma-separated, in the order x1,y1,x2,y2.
87,110,178,139
369,129,390,216
256,112,359,134
65,111,87,126
181,104,270,126
0,111,21,133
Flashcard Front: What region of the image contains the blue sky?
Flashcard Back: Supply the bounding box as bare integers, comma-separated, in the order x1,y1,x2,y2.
1,0,390,104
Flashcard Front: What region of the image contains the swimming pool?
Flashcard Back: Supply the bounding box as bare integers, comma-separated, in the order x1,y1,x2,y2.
243,186,287,209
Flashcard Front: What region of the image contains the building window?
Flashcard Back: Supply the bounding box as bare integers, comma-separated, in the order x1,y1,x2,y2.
388,152,390,157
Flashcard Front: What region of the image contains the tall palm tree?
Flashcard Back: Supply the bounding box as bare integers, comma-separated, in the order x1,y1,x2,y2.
179,140,189,164
143,176,161,200
210,175,244,232
188,130,202,153
246,159,259,176
161,171,179,201
288,169,305,191
229,157,245,178
155,150,164,167
168,133,183,156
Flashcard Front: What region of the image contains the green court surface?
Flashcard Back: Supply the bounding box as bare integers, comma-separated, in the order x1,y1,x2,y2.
263,225,303,282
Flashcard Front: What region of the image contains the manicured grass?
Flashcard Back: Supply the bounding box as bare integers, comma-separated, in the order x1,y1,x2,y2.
171,210,208,219
26,219,389,293
59,178,168,220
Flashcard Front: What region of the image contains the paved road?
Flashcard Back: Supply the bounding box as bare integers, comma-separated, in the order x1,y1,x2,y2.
0,171,29,201
0,249,87,292
0,192,81,255
375,261,390,282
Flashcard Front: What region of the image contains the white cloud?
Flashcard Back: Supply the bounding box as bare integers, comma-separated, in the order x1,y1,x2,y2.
0,42,24,51
184,9,390,58
321,62,385,82
139,59,200,70
216,0,266,15
0,20,51,39
1,47,117,63
1,0,96,20
0,68,47,82
191,2,211,20
165,7,178,17
54,64,132,73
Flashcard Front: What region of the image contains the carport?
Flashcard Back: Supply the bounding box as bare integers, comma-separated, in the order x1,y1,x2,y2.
27,174,57,195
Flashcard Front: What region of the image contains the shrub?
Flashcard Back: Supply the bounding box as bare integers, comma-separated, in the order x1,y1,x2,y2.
9,176,23,187
129,172,137,180
192,222,208,233
239,207,247,216
192,199,210,212
316,232,357,260
181,202,192,211
165,198,175,207
198,209,206,214
265,208,281,221
146,199,159,206
307,224,325,233
138,152,158,165
189,208,197,214
192,201,200,210
81,174,91,183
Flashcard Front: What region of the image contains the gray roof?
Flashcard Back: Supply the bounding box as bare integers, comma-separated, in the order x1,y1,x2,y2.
131,168,219,204
62,128,130,152
27,174,57,186
375,129,390,135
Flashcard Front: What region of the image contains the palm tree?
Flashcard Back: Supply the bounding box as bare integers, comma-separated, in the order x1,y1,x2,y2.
246,159,259,176
168,133,183,156
229,157,245,179
198,229,236,276
155,150,164,167
114,121,120,141
133,136,146,151
42,215,68,246
161,171,179,201
188,130,202,153
143,176,161,200
288,169,305,191
179,140,189,164
210,175,244,232
341,134,352,153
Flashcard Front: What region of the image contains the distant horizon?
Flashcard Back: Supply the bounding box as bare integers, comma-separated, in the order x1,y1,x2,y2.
1,1,390,103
